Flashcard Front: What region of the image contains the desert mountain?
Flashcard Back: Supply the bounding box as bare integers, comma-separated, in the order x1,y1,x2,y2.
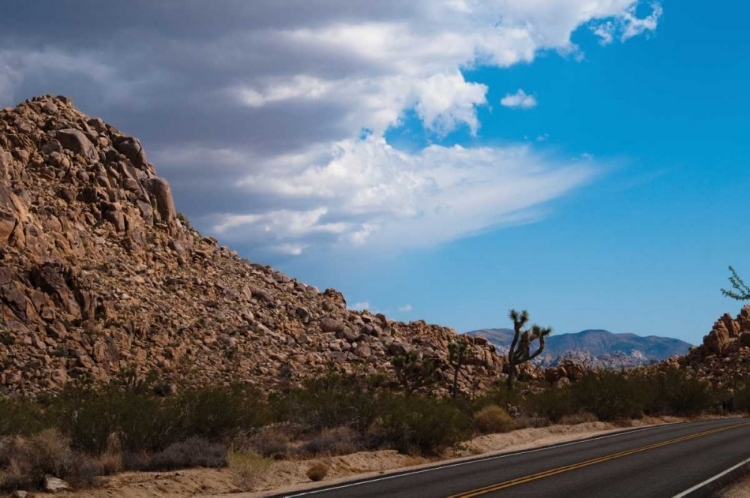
0,95,503,396
465,328,691,369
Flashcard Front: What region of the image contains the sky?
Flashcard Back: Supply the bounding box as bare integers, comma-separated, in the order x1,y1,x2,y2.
1,0,748,345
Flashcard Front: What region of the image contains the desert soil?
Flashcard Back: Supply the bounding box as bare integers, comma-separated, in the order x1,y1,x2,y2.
719,474,750,498
37,417,683,498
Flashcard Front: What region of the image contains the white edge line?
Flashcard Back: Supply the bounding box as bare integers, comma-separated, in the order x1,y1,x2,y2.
283,422,695,497
673,455,750,498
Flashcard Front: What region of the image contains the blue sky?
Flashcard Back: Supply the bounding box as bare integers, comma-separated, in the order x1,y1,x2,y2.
1,1,747,344
277,0,750,344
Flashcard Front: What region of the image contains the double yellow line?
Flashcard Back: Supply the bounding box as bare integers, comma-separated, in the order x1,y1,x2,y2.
449,422,750,498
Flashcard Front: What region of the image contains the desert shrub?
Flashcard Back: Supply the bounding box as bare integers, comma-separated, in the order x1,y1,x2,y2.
374,395,473,455
46,386,172,454
300,427,362,456
473,382,523,412
0,429,103,491
559,412,599,425
227,449,271,492
47,384,269,455
172,385,270,443
525,385,575,423
0,397,46,437
474,405,515,434
65,453,105,489
272,373,379,434
247,427,289,459
148,437,227,470
735,380,750,413
514,415,550,429
121,451,151,471
571,371,646,421
98,433,122,475
642,368,713,416
306,462,329,482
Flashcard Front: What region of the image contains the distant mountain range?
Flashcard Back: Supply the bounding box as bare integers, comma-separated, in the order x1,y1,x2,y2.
465,328,693,369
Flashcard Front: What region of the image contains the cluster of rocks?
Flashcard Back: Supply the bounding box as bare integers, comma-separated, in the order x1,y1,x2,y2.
0,95,504,397
541,349,650,371
675,305,750,388
543,359,587,387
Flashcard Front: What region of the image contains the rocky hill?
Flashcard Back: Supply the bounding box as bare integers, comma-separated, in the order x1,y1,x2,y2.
466,328,691,369
675,306,750,388
0,95,502,396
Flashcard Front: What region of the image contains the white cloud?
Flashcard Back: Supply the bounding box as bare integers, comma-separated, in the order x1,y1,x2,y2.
397,304,413,312
592,2,662,45
351,301,372,311
501,89,538,109
0,1,662,256
273,243,307,256
197,135,595,253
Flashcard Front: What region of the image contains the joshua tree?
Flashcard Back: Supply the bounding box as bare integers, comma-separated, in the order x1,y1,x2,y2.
506,309,553,389
722,266,750,301
391,350,436,398
448,340,469,398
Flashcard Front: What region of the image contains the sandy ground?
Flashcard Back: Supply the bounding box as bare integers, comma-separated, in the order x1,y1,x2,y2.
718,474,750,497
30,416,686,498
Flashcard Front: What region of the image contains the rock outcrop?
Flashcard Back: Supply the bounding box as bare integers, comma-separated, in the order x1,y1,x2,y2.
0,95,503,396
677,305,750,387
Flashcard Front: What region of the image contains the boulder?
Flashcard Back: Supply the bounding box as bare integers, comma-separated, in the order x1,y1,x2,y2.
115,136,148,169
56,128,98,162
143,177,176,224
44,475,70,493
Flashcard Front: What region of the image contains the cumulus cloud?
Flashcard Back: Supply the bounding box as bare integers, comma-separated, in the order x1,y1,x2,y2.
501,89,538,109
174,136,596,251
0,1,662,256
397,304,413,313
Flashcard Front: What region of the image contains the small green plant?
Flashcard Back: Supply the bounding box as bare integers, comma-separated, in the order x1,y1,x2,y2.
722,266,750,301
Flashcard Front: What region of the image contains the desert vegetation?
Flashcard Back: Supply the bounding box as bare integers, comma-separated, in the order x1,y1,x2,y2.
505,309,553,389
0,365,747,493
722,266,750,301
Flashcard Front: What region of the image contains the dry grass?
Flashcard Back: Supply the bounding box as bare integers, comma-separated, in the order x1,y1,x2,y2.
248,427,290,459
474,405,516,434
300,427,361,457
227,449,272,491
0,428,106,491
560,412,599,425
98,433,123,475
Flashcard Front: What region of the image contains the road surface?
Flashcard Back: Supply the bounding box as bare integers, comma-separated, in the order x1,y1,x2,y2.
279,418,750,498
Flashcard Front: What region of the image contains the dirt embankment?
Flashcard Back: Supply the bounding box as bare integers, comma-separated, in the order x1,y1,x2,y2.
41,417,684,498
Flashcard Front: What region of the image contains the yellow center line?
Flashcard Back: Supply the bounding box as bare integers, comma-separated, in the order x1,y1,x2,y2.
449,422,750,498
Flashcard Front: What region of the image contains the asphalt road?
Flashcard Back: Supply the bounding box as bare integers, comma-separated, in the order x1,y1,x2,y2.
279,418,750,498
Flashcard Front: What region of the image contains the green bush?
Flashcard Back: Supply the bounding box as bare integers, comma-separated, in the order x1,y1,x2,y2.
735,380,750,413
271,373,380,434
474,405,515,434
642,368,713,416
45,383,269,454
571,371,646,421
0,397,45,437
525,385,575,423
374,395,473,455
